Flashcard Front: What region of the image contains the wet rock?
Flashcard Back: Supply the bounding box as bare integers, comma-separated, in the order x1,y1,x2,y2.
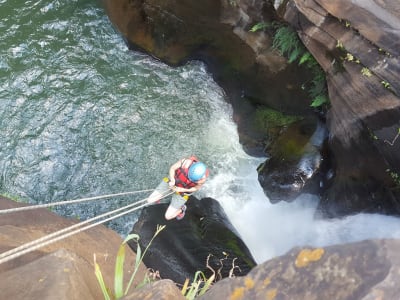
129,197,256,285
258,119,327,203
283,0,400,217
103,0,313,115
200,239,400,300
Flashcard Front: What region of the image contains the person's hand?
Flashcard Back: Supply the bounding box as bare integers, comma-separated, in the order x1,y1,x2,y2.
168,179,175,187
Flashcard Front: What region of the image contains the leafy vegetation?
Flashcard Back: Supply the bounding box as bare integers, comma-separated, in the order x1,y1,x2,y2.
94,224,166,300
181,270,215,300
250,22,329,108
255,107,302,130
381,80,390,89
386,169,400,188
181,252,241,299
361,67,372,77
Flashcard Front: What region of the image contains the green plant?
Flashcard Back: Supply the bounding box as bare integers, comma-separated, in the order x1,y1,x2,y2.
336,40,344,50
255,107,302,130
250,22,329,108
345,53,354,62
181,252,242,299
386,169,400,187
249,22,268,32
272,26,303,63
94,224,166,299
381,80,390,89
361,67,372,77
181,270,215,300
310,95,329,108
273,25,329,108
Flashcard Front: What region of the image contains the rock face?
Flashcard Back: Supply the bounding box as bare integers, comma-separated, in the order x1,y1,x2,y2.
200,239,400,300
102,0,313,115
130,197,256,285
0,249,101,300
0,196,148,300
282,0,400,216
258,119,328,203
121,279,185,300
103,0,400,217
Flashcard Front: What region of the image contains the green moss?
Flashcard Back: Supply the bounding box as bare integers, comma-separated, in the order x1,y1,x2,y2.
273,135,307,159
267,119,316,161
0,193,23,202
255,107,303,132
223,238,256,268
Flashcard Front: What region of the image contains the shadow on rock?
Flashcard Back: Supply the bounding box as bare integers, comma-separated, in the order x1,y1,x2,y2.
258,119,329,203
129,197,256,285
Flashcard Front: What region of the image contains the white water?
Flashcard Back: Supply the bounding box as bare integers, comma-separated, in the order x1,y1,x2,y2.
198,99,400,263
2,0,400,265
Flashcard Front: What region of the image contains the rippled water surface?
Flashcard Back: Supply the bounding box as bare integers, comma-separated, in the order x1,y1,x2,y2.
3,0,400,264
0,0,246,230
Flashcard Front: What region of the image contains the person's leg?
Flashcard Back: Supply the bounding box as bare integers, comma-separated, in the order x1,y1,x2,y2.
147,179,169,204
164,194,187,220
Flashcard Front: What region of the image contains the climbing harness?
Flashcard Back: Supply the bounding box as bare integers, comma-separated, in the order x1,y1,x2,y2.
0,189,174,265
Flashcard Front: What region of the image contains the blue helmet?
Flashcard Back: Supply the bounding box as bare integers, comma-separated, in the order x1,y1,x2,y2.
188,162,207,182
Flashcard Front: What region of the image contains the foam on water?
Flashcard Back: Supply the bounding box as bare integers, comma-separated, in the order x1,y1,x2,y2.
1,0,400,264
200,104,400,263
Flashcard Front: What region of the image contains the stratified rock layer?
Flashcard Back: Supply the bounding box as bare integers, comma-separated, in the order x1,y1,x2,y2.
283,0,400,216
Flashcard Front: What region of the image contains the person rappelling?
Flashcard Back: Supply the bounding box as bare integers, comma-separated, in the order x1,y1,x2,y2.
147,155,209,220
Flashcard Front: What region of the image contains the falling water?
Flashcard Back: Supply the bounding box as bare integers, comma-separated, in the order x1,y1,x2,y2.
1,0,400,264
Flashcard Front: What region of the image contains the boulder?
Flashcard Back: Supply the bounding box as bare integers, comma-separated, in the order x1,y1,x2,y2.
121,279,185,300
129,197,256,285
200,239,400,300
282,0,400,217
258,118,328,203
0,196,148,299
102,0,314,115
0,249,101,300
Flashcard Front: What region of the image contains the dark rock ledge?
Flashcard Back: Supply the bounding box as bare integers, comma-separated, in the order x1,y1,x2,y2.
103,0,400,217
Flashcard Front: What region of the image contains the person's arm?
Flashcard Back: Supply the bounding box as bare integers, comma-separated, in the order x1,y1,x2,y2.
172,177,206,193
168,158,185,187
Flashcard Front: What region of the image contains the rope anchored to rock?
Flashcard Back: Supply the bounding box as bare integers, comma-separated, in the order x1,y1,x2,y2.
0,189,155,214
0,189,173,265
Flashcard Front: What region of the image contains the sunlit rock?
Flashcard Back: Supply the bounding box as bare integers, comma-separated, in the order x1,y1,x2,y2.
200,239,400,300
0,196,147,300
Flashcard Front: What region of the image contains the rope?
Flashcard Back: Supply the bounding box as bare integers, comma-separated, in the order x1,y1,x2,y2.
0,189,155,214
0,189,175,265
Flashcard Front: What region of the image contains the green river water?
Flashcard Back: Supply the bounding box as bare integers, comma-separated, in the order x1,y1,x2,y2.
2,0,400,264
0,0,261,235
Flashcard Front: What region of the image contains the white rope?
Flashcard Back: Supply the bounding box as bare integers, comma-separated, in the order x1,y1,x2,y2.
0,189,155,214
0,190,175,265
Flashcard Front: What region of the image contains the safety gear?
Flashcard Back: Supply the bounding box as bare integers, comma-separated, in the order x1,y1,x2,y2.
174,157,209,192
188,162,207,182
175,167,197,189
